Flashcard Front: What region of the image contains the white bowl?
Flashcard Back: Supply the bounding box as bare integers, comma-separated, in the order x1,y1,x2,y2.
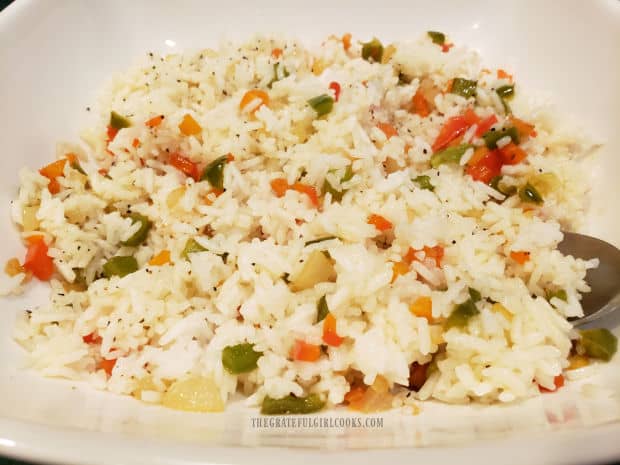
0,0,619,464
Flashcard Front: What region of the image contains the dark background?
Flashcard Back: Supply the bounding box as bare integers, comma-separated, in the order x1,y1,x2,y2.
0,0,618,464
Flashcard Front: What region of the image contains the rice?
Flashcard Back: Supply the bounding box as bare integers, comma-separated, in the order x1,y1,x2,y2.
7,33,601,412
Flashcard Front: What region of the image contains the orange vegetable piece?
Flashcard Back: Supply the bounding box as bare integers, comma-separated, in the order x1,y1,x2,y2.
4,257,23,277
540,374,564,393
291,183,319,207
467,146,490,167
145,114,165,128
432,115,470,152
465,149,503,184
499,142,527,165
23,235,54,281
82,332,102,345
106,125,119,142
441,43,454,53
178,114,202,136
270,178,289,197
323,313,344,347
271,48,283,59
411,89,430,117
132,138,141,148
510,250,531,264
291,340,321,362
168,153,200,181
367,214,393,232
497,69,513,82
475,114,498,137
463,108,480,126
100,358,117,376
409,296,433,322
342,33,352,51
40,158,67,195
239,89,269,113
377,122,398,140
149,250,171,266
407,245,444,267
444,79,454,93
391,261,409,283
509,116,536,139
344,385,366,405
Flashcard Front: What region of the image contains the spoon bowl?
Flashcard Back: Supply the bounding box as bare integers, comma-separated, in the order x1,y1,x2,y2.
559,231,620,325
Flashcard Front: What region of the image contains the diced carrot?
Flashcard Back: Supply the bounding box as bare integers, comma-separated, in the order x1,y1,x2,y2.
377,122,398,140
510,250,531,264
149,250,171,266
539,374,564,393
291,183,319,207
23,235,54,281
178,114,202,136
98,168,108,177
291,340,321,362
65,153,78,165
499,142,527,165
497,69,513,82
403,247,417,265
239,89,269,113
475,114,498,137
132,138,141,148
410,245,444,267
168,153,200,181
40,159,67,182
270,179,319,207
145,114,165,128
271,48,283,59
391,261,409,283
226,153,235,162
322,313,344,347
409,296,433,322
82,332,102,344
426,246,444,266
367,214,393,232
329,81,341,102
270,178,289,197
509,116,536,139
342,33,352,51
411,89,430,117
100,358,117,376
467,146,490,167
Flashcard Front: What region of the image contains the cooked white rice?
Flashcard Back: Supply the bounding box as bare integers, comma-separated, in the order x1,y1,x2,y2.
7,33,601,411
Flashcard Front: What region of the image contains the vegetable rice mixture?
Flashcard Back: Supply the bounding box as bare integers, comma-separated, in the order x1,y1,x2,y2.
6,32,618,414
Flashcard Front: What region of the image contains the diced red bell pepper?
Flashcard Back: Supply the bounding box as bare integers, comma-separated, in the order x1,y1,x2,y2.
432,116,470,152
169,153,200,181
323,313,344,347
465,149,503,184
23,235,54,281
475,114,498,137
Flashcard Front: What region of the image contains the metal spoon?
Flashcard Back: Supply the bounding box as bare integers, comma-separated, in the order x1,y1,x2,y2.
558,231,620,326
